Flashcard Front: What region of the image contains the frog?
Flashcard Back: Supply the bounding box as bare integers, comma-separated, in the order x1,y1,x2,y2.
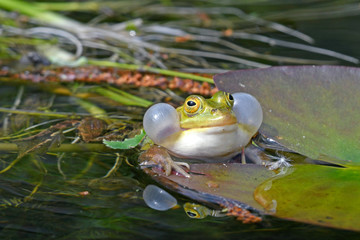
139,91,263,178
183,202,227,219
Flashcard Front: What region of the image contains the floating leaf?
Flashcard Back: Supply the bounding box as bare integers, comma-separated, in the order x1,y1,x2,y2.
143,163,275,212
214,66,360,164
254,164,360,231
103,129,145,149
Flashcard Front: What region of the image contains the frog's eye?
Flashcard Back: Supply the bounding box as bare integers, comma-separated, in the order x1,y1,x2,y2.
184,96,202,114
185,209,201,219
183,203,208,219
225,93,234,106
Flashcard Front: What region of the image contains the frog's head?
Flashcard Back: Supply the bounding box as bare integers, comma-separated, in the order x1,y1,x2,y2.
177,91,237,129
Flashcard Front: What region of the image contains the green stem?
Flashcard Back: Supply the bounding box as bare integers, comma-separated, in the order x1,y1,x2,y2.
0,0,80,29
0,143,113,152
87,59,214,83
35,2,100,11
0,107,99,118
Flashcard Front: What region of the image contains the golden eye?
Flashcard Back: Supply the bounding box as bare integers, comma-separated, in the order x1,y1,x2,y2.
184,96,201,114
225,92,234,106
185,209,201,219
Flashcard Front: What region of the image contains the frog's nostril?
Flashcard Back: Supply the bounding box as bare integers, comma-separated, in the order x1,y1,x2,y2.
211,109,218,114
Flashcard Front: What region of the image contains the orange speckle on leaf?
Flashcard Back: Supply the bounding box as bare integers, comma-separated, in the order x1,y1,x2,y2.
206,181,219,188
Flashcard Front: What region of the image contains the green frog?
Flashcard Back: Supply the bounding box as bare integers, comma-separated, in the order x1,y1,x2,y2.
183,202,227,219
140,91,263,178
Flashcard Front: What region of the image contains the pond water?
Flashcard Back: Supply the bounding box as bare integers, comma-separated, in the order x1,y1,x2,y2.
1,1,360,239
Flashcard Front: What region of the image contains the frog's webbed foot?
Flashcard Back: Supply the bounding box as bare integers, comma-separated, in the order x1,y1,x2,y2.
163,160,190,178
139,145,190,178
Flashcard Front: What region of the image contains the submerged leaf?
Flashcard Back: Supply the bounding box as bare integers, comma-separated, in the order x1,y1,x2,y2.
214,66,360,164
14,120,76,159
103,129,145,149
254,164,360,231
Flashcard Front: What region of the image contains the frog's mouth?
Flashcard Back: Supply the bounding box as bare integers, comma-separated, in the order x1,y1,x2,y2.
180,122,236,131
180,123,239,133
180,111,238,129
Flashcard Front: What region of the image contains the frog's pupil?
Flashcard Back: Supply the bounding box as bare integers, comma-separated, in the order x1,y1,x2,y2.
187,100,196,106
186,211,197,217
228,94,233,101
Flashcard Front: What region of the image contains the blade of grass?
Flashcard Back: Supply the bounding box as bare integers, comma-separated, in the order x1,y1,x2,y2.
106,86,153,107
0,143,113,152
92,87,152,107
75,98,107,117
0,107,105,118
0,0,79,29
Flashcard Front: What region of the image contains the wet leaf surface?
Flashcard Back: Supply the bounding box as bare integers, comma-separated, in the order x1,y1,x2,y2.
254,164,360,231
144,163,275,212
214,66,360,164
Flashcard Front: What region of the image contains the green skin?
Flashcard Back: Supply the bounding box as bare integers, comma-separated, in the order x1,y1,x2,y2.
177,91,237,129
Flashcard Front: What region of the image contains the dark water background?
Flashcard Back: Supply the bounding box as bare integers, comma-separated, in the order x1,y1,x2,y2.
1,1,360,239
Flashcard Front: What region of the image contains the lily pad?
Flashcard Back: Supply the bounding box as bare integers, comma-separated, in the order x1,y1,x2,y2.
254,164,360,231
143,163,274,212
214,66,360,164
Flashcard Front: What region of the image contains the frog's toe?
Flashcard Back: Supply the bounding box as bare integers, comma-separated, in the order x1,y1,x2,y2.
157,152,190,177
175,161,190,170
170,161,190,178
163,161,172,176
139,145,190,178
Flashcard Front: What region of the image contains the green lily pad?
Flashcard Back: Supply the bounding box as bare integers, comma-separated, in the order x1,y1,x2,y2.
254,164,360,231
214,66,360,164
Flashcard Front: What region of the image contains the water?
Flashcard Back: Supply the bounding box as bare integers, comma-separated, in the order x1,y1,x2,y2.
1,0,360,239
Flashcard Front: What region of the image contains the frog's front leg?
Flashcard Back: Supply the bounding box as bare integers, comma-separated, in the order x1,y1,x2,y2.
139,145,190,178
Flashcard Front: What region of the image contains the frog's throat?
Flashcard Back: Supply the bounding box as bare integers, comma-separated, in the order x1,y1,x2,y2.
157,123,253,161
